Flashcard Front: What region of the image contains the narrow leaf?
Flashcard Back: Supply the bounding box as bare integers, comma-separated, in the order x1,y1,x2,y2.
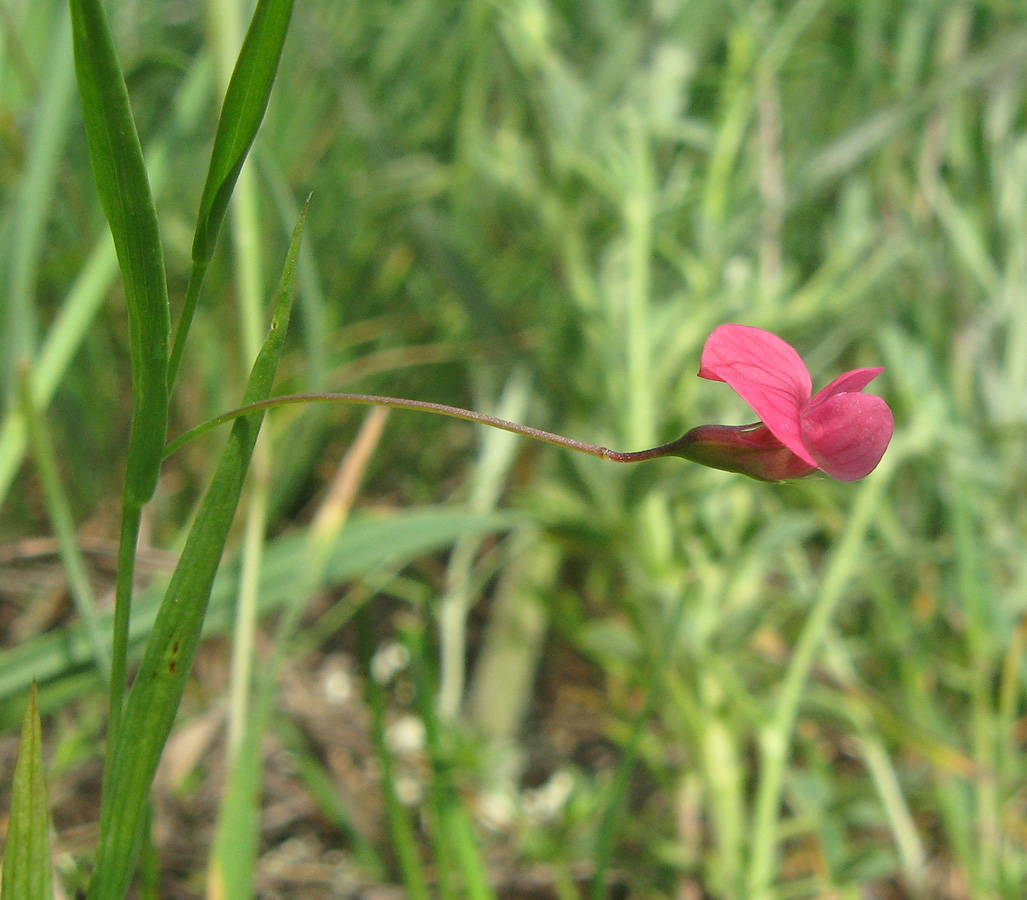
87,204,307,900
206,681,268,900
192,0,294,266
168,0,294,387
68,0,170,505
1,684,54,900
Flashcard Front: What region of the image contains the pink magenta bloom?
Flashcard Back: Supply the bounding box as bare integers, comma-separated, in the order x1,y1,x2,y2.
683,324,894,481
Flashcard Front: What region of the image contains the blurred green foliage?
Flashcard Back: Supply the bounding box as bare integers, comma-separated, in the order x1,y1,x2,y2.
3,0,1027,898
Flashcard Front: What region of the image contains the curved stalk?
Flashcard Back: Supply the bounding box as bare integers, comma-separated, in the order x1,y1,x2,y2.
164,391,699,464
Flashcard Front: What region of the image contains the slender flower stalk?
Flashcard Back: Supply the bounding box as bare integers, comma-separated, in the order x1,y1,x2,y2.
165,326,894,483
164,391,668,463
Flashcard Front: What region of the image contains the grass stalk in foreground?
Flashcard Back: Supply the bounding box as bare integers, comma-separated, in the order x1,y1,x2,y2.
69,0,172,737
207,407,389,900
167,0,294,390
0,53,211,510
208,0,273,767
87,205,305,900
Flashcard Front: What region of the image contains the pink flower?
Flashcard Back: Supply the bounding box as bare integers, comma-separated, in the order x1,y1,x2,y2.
679,324,893,481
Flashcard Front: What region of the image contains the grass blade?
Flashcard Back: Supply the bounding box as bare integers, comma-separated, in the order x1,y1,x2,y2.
168,0,295,388
209,407,388,900
68,0,170,507
69,0,173,734
86,203,306,900
0,54,212,510
410,626,496,900
0,8,75,396
1,684,53,900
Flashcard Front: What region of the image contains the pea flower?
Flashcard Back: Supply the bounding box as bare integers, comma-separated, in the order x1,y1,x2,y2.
671,324,894,482
194,324,893,485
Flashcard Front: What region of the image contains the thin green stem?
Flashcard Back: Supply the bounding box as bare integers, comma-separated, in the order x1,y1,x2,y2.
745,450,897,899
211,0,269,767
167,260,208,393
438,369,530,720
409,631,459,900
109,498,142,740
164,391,696,464
409,622,496,900
226,450,267,758
588,590,688,900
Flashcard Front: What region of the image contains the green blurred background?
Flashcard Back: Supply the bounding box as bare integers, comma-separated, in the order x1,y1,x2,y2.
2,0,1026,897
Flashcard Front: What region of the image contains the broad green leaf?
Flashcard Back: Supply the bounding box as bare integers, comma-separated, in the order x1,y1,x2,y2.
87,206,305,900
1,684,53,900
68,0,169,506
168,0,294,387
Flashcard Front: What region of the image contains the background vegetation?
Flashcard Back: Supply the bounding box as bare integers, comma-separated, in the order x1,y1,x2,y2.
2,0,1026,897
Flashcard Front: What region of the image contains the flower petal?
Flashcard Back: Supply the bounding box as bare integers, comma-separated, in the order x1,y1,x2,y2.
699,325,815,465
800,392,894,481
807,367,884,409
